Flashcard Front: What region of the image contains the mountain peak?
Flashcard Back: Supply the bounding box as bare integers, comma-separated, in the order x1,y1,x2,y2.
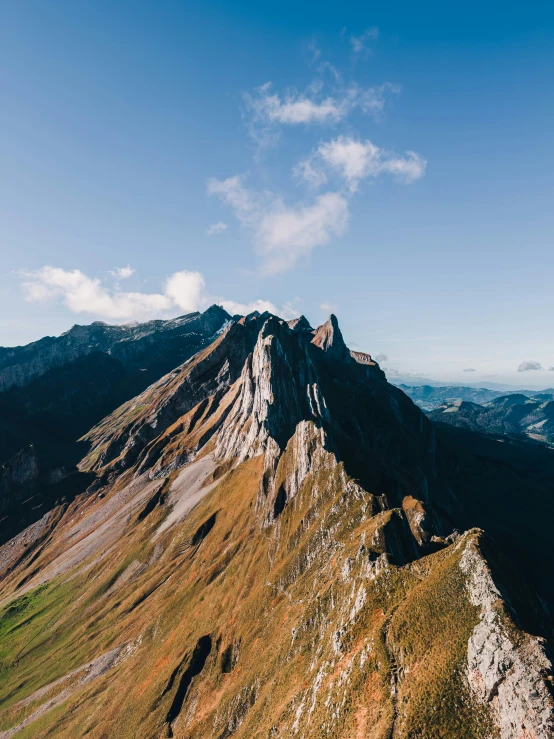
311,313,350,362
287,315,313,332
202,303,230,319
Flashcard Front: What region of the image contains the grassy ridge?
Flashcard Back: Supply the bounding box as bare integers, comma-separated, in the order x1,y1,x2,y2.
0,444,513,738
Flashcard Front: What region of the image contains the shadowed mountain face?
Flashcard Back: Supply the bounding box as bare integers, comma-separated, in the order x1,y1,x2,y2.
0,312,552,738
429,393,554,447
0,305,230,546
0,305,230,466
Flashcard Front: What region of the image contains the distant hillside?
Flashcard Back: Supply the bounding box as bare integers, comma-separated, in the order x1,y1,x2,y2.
398,383,553,412
429,392,554,446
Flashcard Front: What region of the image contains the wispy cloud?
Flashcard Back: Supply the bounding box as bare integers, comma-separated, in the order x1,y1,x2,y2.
307,43,321,64
19,266,296,323
295,135,426,192
518,360,543,372
210,134,425,274
208,39,425,278
375,353,388,363
20,266,205,321
109,265,135,279
320,302,336,313
463,368,476,372
350,27,379,55
206,222,228,236
221,297,300,320
208,175,349,275
245,81,349,126
243,81,399,146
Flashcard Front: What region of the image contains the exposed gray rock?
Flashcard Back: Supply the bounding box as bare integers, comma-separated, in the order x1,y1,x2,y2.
460,536,554,738
215,318,326,462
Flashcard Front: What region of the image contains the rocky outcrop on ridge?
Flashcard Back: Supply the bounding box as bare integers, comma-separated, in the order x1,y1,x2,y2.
460,536,554,738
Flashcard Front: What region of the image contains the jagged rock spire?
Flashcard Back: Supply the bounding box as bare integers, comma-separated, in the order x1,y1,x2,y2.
311,314,350,362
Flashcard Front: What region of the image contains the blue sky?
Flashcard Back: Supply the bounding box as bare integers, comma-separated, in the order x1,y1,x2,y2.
1,0,554,385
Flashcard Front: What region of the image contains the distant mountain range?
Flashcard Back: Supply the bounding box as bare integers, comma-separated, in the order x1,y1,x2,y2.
398,383,554,412
0,310,552,737
429,392,554,446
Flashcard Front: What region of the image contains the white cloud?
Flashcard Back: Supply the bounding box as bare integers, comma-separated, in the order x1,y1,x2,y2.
20,266,204,322
320,302,336,313
208,175,349,275
350,27,379,54
375,353,388,363
20,266,296,324
297,135,427,192
221,298,299,320
165,271,206,313
206,222,228,236
246,82,347,126
221,298,276,316
463,368,476,372
243,81,398,145
518,360,543,372
355,82,401,116
207,175,259,225
259,192,349,274
293,157,329,189
208,57,425,278
109,265,135,279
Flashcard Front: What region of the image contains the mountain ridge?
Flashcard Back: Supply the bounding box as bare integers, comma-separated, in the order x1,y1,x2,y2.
0,305,230,468
0,310,552,738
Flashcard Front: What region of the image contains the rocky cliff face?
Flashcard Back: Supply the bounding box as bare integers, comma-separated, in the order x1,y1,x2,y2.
460,539,553,738
0,311,552,739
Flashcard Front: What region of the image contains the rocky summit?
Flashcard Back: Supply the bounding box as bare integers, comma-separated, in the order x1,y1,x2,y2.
0,311,553,738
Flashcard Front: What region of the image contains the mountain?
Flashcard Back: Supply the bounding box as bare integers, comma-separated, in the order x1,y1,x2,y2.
0,305,230,545
0,312,552,738
429,392,554,446
397,383,553,413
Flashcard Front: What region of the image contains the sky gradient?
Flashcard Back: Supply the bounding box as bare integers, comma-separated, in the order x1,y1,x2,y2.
1,1,554,386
